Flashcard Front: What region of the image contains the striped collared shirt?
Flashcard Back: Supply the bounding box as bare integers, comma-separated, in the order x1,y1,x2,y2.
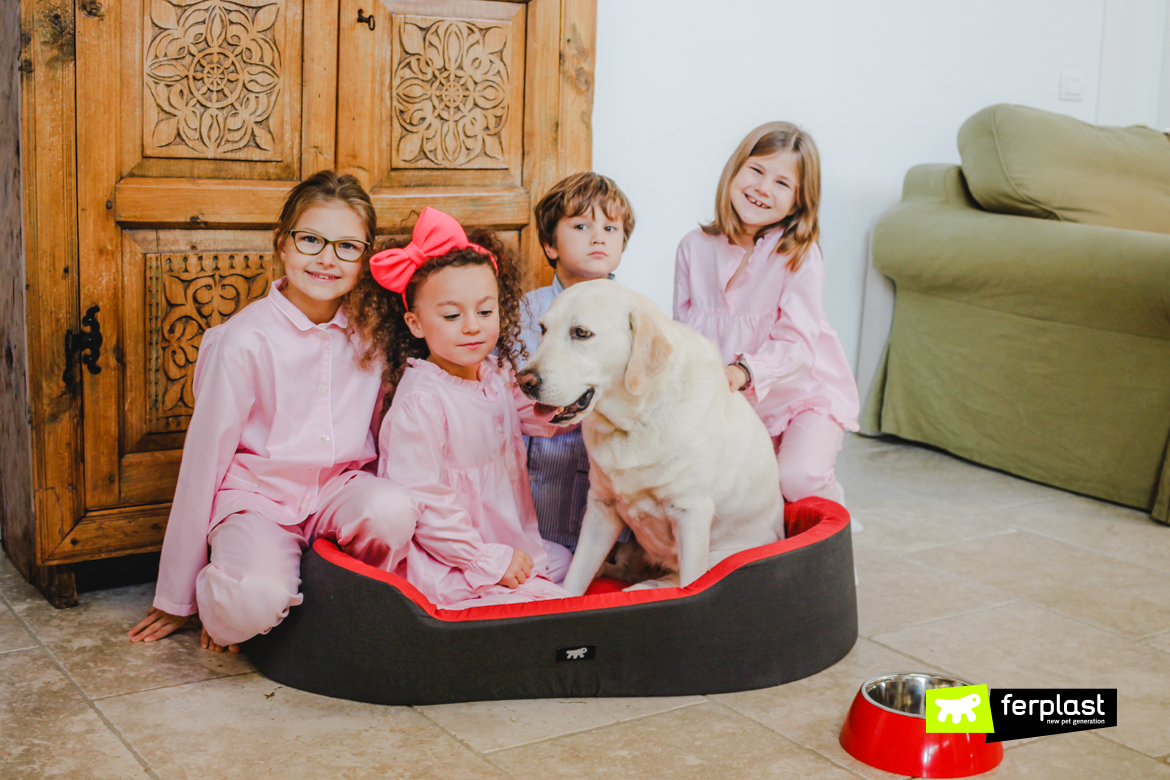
519,275,628,550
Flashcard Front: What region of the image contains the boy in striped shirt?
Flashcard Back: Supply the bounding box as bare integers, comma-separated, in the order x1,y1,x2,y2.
519,172,636,550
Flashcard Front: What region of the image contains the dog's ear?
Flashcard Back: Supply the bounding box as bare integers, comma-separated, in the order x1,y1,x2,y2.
624,303,674,395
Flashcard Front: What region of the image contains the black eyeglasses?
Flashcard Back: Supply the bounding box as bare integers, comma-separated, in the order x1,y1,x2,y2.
288,230,370,262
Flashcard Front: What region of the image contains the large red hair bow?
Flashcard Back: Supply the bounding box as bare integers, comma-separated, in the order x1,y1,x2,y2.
368,207,496,306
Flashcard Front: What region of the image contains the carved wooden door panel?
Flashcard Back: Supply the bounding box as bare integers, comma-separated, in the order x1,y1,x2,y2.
55,0,593,565
66,0,336,565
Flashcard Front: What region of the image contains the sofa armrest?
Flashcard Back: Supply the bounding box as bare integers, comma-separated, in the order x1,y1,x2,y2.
874,166,1170,341
897,164,982,207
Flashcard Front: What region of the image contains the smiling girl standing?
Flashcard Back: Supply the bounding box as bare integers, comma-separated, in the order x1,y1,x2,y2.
673,123,859,508
128,171,419,652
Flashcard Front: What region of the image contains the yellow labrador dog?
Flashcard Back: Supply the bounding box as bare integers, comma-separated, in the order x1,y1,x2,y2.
517,280,782,594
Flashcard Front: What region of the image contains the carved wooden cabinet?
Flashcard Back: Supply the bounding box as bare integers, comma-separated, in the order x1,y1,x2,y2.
3,0,596,605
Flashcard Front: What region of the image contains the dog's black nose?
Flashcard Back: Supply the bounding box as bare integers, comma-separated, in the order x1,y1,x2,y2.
517,369,541,398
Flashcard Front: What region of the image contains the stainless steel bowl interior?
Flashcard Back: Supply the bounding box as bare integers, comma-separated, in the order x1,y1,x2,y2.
862,673,972,718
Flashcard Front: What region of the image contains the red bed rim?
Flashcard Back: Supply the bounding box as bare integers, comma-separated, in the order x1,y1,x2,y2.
312,497,850,623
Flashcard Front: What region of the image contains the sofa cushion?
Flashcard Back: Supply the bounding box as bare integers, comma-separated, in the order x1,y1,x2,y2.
958,104,1170,234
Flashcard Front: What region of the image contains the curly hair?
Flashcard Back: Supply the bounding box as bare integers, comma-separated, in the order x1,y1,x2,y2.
347,228,527,407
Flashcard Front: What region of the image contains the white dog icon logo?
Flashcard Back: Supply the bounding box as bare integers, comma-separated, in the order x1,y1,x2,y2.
565,647,588,660
934,693,981,724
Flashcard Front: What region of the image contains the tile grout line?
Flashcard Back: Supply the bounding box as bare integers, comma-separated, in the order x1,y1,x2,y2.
852,528,1020,556
427,698,710,759
999,527,1170,580
873,532,1170,615
0,589,163,780
410,706,524,780
866,594,1144,649
868,533,1170,640
856,540,1022,590
1087,730,1170,767
857,597,1021,642
901,494,1065,515
90,667,260,701
860,631,980,685
997,522,1170,576
854,440,1078,507
1001,594,1170,645
1145,642,1170,658
699,695,900,780
0,611,39,653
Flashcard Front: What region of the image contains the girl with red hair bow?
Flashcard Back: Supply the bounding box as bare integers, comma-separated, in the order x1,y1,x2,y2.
348,208,573,609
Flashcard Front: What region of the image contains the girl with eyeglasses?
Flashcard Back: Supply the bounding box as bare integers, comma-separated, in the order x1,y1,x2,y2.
129,171,420,652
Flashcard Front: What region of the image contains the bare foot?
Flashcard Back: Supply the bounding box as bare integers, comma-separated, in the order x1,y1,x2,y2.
200,625,241,653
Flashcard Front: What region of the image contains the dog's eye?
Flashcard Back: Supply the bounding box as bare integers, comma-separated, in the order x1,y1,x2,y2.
539,323,546,336
571,326,593,340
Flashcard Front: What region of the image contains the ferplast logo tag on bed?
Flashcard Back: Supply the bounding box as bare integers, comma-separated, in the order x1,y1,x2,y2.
925,684,995,734
556,645,596,662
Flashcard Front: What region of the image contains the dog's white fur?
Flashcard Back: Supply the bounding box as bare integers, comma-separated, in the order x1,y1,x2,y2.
518,280,782,594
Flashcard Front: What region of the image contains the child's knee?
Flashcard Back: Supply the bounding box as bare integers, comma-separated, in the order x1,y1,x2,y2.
345,484,420,548
778,462,834,504
197,565,302,643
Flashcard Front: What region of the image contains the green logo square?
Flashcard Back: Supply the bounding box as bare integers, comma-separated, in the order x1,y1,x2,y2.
925,684,995,733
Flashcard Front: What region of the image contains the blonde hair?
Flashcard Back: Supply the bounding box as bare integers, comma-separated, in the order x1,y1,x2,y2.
272,170,377,257
703,122,821,272
534,172,636,268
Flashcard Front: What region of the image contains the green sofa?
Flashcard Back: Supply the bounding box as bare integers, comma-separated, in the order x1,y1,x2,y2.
864,104,1170,522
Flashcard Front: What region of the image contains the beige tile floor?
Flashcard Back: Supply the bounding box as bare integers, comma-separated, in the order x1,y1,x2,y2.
3,433,1170,779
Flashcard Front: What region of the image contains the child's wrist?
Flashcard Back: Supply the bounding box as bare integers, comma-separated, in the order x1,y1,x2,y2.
731,357,753,392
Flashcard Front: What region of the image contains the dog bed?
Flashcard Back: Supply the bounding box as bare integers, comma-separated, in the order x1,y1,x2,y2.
245,497,858,705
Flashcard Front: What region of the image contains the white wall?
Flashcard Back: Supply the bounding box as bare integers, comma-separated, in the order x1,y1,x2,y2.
592,0,1108,380
1161,3,1170,127
1097,0,1168,126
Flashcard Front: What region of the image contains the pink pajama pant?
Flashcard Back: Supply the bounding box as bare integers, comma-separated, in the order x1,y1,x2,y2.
195,473,419,646
773,411,846,505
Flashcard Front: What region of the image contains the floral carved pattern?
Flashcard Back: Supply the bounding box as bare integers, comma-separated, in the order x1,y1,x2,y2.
393,18,511,169
144,0,283,159
147,253,276,432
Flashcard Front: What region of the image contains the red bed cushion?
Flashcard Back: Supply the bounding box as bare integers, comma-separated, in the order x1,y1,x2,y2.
312,497,850,622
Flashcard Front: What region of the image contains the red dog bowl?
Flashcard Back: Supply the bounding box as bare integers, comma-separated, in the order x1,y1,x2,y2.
840,673,1003,778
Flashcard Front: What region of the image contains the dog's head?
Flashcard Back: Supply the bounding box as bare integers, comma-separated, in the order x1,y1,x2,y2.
517,280,674,425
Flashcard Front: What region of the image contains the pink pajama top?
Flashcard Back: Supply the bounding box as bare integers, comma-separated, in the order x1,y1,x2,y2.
673,228,860,436
378,358,569,609
153,281,384,616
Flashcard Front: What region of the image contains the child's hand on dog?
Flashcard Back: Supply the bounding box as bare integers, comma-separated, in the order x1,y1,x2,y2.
499,549,534,588
725,364,749,392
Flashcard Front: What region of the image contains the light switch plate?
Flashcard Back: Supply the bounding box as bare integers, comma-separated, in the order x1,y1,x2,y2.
1059,72,1085,102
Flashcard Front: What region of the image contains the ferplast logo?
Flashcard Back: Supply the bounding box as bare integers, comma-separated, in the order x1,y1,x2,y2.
924,686,1117,741
985,689,1117,743
925,684,995,734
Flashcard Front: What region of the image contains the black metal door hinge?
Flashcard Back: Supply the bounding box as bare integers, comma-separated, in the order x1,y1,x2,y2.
63,305,103,387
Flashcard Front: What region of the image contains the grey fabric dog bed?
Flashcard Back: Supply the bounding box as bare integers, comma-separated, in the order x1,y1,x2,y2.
245,497,858,705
